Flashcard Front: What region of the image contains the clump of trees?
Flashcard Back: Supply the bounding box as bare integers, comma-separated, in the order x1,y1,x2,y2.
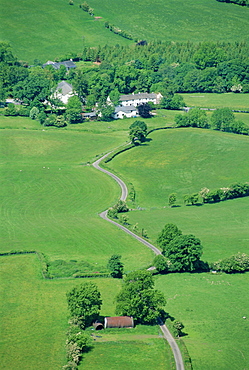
79,1,94,15
104,21,133,40
115,270,166,324
156,223,204,272
65,282,102,368
199,182,249,204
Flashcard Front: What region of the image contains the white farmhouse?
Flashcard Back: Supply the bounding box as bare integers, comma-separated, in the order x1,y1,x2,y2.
114,105,138,119
54,81,74,105
119,92,162,107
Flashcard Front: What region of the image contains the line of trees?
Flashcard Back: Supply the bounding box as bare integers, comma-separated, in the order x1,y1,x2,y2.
175,108,249,135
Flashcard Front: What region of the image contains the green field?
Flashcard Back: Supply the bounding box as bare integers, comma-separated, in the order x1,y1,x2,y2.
107,128,249,208
1,0,249,62
181,93,249,111
80,326,173,370
1,116,249,369
104,125,249,369
0,126,154,270
155,272,249,370
0,253,123,370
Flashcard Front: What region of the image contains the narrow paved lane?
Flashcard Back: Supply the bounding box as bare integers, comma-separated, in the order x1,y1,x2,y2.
158,318,185,370
92,152,185,370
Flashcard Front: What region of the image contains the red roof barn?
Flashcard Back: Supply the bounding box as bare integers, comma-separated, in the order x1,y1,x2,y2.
104,316,134,329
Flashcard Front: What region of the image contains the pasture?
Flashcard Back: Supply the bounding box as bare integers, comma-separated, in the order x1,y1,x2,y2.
81,326,173,370
107,128,249,208
0,253,123,369
181,93,249,111
155,272,249,370
105,125,249,369
1,0,249,62
0,126,154,271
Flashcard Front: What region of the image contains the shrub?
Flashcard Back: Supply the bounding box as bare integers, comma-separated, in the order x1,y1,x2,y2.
213,253,249,273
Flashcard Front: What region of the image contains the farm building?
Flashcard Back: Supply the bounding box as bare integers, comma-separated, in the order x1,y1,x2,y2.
42,60,76,71
104,316,134,329
119,92,162,107
113,105,138,119
54,81,74,104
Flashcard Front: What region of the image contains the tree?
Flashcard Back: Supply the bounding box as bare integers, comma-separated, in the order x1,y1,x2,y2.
12,73,50,106
137,102,151,118
172,320,184,337
107,255,124,278
129,120,147,144
66,95,82,124
113,200,129,213
211,108,235,131
115,270,166,324
29,106,39,120
153,254,168,273
168,193,177,207
164,234,203,272
67,282,102,328
160,94,185,110
99,104,114,121
157,223,182,254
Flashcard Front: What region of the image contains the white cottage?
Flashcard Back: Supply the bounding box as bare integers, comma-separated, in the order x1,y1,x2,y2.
119,92,162,107
114,105,138,119
54,81,74,104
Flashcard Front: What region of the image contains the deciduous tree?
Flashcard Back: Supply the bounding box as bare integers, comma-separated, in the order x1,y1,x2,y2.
164,234,203,272
67,282,102,328
116,270,166,324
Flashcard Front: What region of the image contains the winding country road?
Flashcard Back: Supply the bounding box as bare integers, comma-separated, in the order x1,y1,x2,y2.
92,152,185,370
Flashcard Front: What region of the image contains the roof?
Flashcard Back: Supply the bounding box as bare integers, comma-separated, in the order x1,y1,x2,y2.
120,93,157,101
83,111,97,118
115,105,137,113
104,316,134,328
43,60,76,70
56,81,73,95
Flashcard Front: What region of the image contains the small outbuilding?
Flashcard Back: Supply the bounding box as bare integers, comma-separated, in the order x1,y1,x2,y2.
93,322,104,330
104,316,134,329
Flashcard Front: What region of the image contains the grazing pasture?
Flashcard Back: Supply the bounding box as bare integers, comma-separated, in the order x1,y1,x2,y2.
0,253,122,369
155,272,249,370
0,127,154,271
107,128,249,208
1,0,249,62
81,326,173,370
181,93,249,111
105,125,249,369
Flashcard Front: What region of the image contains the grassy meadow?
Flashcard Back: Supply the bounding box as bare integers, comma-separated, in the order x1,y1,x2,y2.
1,113,249,369
0,253,123,370
107,128,249,208
104,125,249,369
1,0,249,62
80,326,174,370
155,272,249,370
0,124,154,270
181,93,249,111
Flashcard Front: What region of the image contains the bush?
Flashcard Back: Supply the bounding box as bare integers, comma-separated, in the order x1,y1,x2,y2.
213,253,249,273
153,255,169,273
113,200,129,213
29,106,39,120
